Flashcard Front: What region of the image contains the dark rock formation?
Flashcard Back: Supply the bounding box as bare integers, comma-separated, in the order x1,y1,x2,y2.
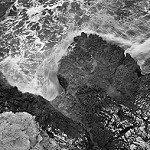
1,32,150,149
55,32,150,149
0,72,91,149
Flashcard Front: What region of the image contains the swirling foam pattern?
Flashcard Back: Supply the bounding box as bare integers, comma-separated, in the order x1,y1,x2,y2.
0,0,150,101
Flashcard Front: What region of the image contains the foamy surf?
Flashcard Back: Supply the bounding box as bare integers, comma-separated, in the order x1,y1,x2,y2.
0,0,150,101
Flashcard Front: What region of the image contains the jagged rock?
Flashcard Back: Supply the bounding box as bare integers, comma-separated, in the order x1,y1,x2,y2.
0,72,90,149
55,32,148,149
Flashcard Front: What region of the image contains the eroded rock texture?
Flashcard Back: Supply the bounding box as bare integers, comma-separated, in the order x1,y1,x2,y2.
56,33,141,107
53,33,150,149
1,32,150,150
0,72,91,150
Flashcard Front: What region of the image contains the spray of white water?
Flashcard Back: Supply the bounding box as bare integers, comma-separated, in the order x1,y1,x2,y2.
0,0,150,101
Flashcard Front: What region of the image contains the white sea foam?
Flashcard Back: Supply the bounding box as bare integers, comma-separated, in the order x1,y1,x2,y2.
1,0,150,101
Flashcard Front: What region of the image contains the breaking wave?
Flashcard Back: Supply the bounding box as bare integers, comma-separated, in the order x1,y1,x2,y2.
0,0,150,101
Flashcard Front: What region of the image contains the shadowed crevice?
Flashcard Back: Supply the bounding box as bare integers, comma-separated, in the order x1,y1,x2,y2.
57,74,68,91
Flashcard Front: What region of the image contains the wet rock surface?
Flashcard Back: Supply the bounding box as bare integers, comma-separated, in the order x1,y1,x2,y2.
1,0,150,149
0,71,91,149
1,32,150,149
54,33,150,149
